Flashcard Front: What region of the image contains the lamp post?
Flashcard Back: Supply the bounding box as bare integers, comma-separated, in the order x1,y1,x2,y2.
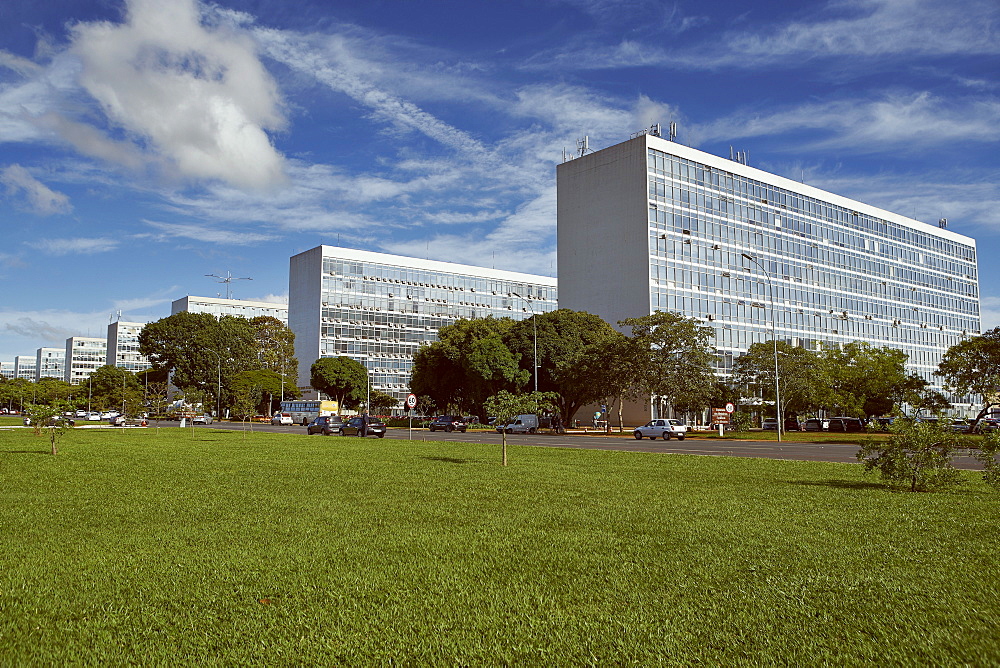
741,253,782,443
508,292,538,393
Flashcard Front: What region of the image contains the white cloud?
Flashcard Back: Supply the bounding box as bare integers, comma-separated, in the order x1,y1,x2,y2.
979,297,1000,332
70,0,287,189
1,164,72,214
28,238,118,256
144,220,276,245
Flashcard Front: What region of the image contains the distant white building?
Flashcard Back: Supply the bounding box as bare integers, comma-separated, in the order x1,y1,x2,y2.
107,321,151,373
64,337,107,385
0,362,14,379
288,246,558,407
171,296,288,323
14,356,36,381
35,347,65,381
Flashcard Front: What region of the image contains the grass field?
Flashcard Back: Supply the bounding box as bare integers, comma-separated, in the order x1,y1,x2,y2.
0,427,996,665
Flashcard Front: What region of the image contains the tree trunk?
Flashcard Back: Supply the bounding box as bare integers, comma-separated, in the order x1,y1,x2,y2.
49,427,57,455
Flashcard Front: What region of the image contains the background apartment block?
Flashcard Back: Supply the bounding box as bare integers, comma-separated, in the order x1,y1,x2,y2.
171,295,288,323
106,321,150,373
64,337,108,384
35,347,65,381
558,134,980,420
14,356,36,381
289,246,558,408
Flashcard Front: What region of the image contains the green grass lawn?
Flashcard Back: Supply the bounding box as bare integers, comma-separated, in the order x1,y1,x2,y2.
0,427,996,665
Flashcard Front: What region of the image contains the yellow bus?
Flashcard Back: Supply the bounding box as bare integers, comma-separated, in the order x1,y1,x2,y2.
279,400,338,426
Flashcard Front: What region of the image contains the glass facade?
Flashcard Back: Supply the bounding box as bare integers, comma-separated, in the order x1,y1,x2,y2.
35,347,65,381
107,322,151,373
171,296,288,323
312,249,558,408
646,146,980,403
64,337,108,384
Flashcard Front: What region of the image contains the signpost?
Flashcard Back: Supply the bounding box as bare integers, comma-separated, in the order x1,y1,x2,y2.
406,393,417,439
713,404,735,436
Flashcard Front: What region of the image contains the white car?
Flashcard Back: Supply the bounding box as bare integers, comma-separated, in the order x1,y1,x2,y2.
271,412,294,426
633,418,688,441
192,415,214,425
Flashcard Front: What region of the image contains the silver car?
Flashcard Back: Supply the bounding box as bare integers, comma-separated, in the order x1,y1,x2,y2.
633,418,687,441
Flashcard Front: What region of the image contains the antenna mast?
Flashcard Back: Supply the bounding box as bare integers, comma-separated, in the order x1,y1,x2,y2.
205,271,253,300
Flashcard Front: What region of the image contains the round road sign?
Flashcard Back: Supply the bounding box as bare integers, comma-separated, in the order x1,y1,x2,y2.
725,402,735,413
406,393,417,409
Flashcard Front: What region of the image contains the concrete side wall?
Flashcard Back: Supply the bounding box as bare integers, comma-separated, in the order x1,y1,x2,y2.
288,247,323,396
557,136,651,331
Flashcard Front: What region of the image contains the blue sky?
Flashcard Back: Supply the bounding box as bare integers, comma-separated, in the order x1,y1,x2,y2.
1,0,998,363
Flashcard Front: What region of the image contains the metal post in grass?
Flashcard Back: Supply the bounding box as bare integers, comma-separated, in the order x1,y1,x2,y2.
742,253,782,443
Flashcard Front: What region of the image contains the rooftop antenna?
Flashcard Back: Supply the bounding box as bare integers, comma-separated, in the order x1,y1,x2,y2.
668,121,676,141
938,218,948,229
576,136,590,158
205,271,252,300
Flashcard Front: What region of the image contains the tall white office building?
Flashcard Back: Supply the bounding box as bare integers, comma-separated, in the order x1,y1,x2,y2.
289,246,558,408
35,347,65,381
14,356,36,381
107,321,151,373
171,296,288,323
64,337,108,384
558,133,980,420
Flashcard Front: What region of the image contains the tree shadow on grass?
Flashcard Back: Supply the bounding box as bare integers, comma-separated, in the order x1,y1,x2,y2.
423,456,470,464
2,450,51,455
788,479,886,491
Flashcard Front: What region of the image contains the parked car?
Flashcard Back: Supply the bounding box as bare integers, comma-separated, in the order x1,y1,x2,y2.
976,418,1000,433
341,416,386,438
784,417,803,431
762,418,779,430
633,418,688,441
496,414,540,434
803,418,829,432
429,415,468,432
192,415,214,425
87,412,102,421
871,417,895,431
306,415,347,436
827,417,866,432
271,412,294,426
946,419,973,433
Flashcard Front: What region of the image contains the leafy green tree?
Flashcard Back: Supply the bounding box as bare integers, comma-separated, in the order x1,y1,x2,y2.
937,328,1000,427
820,342,911,417
618,311,717,416
411,317,527,419
34,378,77,405
973,430,1000,490
483,390,559,466
369,390,398,414
857,419,965,492
733,341,823,425
250,316,299,402
24,400,75,455
0,377,33,412
87,365,144,415
310,357,368,411
507,309,625,425
230,369,283,415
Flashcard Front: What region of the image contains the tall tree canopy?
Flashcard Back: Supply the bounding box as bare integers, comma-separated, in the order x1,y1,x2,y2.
821,342,912,417
619,311,717,415
938,328,1000,423
87,365,144,415
249,316,298,399
310,356,368,411
733,341,823,420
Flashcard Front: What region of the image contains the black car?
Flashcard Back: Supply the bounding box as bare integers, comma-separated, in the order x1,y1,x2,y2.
342,416,386,438
306,415,347,436
428,415,468,432
803,418,828,432
827,417,866,432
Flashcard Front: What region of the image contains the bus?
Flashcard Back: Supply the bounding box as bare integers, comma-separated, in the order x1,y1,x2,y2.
279,400,339,425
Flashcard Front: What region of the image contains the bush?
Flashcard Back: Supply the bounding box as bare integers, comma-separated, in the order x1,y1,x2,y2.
730,411,754,432
857,419,964,492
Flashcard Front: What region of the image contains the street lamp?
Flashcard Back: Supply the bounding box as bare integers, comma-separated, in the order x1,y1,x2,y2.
508,292,538,393
741,253,782,443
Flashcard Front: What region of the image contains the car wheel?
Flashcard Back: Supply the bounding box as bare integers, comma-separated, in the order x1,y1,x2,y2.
323,429,331,436
429,426,435,432
505,428,513,434
338,429,345,436
446,425,454,432
377,433,384,438
677,434,685,440
528,427,536,434
633,431,642,440
662,432,671,440
648,435,657,440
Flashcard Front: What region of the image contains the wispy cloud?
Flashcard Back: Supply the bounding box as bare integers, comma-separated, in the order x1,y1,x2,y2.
979,297,1000,332
144,220,276,245
27,238,118,255
1,164,72,214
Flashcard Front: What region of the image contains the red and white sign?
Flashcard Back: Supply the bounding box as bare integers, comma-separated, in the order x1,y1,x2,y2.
405,393,417,409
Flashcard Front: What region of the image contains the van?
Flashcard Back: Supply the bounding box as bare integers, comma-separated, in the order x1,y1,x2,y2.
496,414,539,434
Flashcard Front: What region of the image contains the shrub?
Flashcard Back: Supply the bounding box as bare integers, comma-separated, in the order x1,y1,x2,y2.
730,411,754,432
857,419,964,492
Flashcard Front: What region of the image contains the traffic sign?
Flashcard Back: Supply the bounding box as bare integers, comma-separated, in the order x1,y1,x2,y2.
725,402,735,413
712,408,730,424
405,393,417,409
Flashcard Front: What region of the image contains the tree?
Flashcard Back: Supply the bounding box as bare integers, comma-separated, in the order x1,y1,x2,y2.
506,309,625,425
0,377,33,413
411,317,527,419
857,419,965,492
820,342,911,417
230,369,283,416
87,365,144,416
483,390,559,466
24,400,75,455
310,357,367,411
732,341,823,424
937,328,1000,427
618,311,717,416
250,316,298,403
369,390,398,414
